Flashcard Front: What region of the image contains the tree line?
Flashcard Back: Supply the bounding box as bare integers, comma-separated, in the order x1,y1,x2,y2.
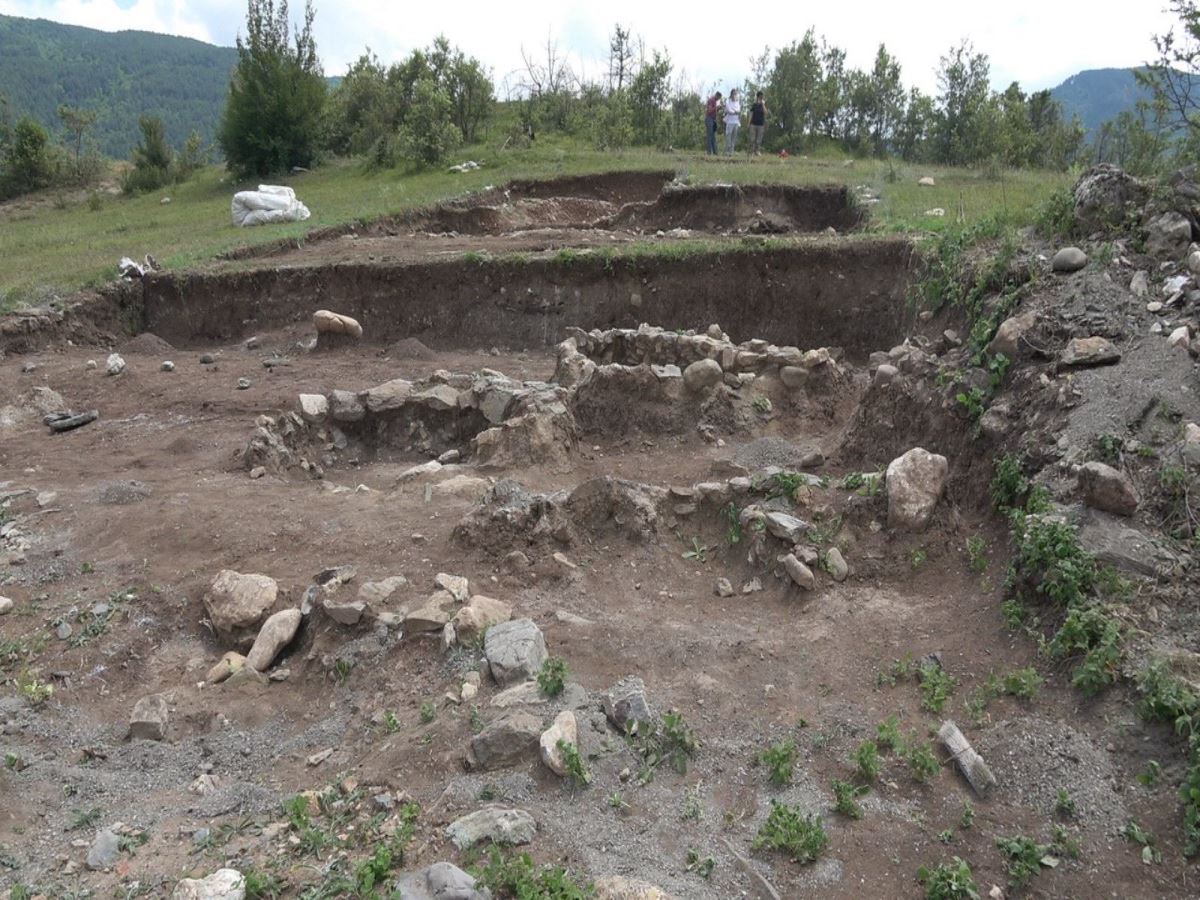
2,0,1199,200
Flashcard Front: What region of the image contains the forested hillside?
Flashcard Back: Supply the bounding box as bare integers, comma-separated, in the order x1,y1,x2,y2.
1050,68,1154,133
0,14,236,156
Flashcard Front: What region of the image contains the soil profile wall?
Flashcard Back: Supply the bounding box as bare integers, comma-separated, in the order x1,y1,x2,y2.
142,238,914,358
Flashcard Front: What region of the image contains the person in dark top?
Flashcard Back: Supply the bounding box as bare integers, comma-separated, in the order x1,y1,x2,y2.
749,91,768,155
704,91,723,155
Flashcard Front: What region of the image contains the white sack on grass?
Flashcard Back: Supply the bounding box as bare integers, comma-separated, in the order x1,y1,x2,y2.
231,184,311,227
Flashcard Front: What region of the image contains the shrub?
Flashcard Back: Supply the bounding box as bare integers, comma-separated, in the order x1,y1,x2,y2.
537,657,568,697
852,740,882,781
995,834,1048,887
752,801,829,864
474,848,593,899
399,77,462,166
759,740,797,786
123,115,173,194
918,856,980,900
832,779,868,819
989,453,1028,511
1,116,58,199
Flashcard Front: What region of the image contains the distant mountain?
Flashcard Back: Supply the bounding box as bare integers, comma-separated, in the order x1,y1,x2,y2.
0,14,238,158
1050,67,1156,133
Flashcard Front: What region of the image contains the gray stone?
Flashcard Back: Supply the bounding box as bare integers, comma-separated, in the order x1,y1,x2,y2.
161,360,175,372
451,595,513,644
329,389,365,423
603,676,652,731
245,608,302,671
105,353,126,376
171,869,246,900
873,364,899,386
1059,336,1121,368
1073,164,1149,232
0,596,12,616
203,570,279,649
236,378,251,390
988,310,1036,358
393,862,489,900
87,828,120,870
446,807,536,849
1078,462,1139,517
412,384,460,411
298,393,328,422
468,712,541,770
484,619,547,686
362,379,412,413
764,511,809,543
1052,247,1088,273
358,575,407,605
404,593,456,633
886,447,949,531
130,694,169,741
1078,509,1189,578
1131,270,1150,297
323,596,366,625
435,573,470,602
714,578,734,597
1147,211,1193,259
682,359,723,392
778,365,809,389
783,554,816,590
824,547,849,582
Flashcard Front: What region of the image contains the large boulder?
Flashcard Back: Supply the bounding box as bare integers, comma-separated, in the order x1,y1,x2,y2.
682,359,723,392
393,862,489,900
988,310,1036,358
484,619,547,686
1051,247,1087,273
203,570,278,649
451,595,513,644
313,309,362,338
172,869,246,900
468,712,541,770
1073,164,1149,233
602,676,652,732
1078,462,1139,517
1146,210,1193,259
1059,336,1121,369
245,608,302,671
886,448,949,531
129,694,169,741
446,807,536,850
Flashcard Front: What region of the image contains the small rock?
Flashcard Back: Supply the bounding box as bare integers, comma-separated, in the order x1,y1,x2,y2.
988,310,1036,358
451,595,513,644
204,570,279,649
1169,325,1191,349
298,393,328,422
1146,210,1193,258
357,575,407,605
714,578,734,597
873,363,899,386
446,807,537,850
1131,270,1150,297
86,359,97,370
206,652,246,684
886,447,949,531
1052,247,1088,273
236,377,251,390
539,710,578,776
918,176,936,187
603,676,652,731
765,511,809,543
171,868,246,900
0,596,12,615
683,359,723,392
200,353,215,364
307,748,334,766
825,547,848,582
394,862,487,900
248,466,266,479
1078,461,1139,517
323,596,366,626
778,366,809,389
484,619,547,686
87,828,120,870
161,360,175,372
130,694,169,741
552,551,577,570
245,608,302,671
105,353,126,376
783,554,816,590
468,712,542,770
435,573,470,602
404,592,456,633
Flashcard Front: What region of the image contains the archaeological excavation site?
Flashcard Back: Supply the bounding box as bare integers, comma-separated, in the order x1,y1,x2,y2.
3,167,1200,898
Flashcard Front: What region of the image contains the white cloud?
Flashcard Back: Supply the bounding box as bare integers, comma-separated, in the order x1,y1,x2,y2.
0,0,1179,96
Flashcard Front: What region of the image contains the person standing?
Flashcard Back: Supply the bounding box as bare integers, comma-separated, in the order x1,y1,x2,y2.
704,91,723,155
749,91,767,155
723,88,742,156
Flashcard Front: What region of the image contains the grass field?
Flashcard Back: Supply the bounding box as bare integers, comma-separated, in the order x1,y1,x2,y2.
0,133,1070,312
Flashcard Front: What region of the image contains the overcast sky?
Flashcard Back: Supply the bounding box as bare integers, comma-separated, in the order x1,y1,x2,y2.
0,0,1179,96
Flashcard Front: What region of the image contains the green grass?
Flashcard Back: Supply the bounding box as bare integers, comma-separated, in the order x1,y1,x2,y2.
0,135,1069,312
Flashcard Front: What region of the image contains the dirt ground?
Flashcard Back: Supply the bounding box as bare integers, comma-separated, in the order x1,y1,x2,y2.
1,172,1197,899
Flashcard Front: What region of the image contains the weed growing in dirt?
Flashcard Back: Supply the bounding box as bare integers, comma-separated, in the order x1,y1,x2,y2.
469,706,484,734
965,536,988,573
808,514,844,546
752,802,829,864
1137,760,1162,788
918,856,980,900
832,779,868,819
852,740,882,781
473,848,593,899
685,848,715,879
419,701,436,724
537,657,568,697
16,670,52,707
903,739,941,783
1044,605,1121,695
955,387,987,424
243,868,285,899
1122,820,1161,864
995,834,1050,887
960,800,975,829
608,792,629,812
1035,187,1076,238
910,547,928,569
1055,788,1076,819
682,537,711,562
918,663,957,713
68,807,101,831
980,666,1044,705
758,741,796,786
383,711,399,734
721,502,742,544
877,716,904,752
557,740,592,788
989,454,1029,511
752,395,773,414
680,783,703,820
632,711,698,776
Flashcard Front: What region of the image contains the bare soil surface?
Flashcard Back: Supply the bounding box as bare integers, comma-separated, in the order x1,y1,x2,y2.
2,171,1198,899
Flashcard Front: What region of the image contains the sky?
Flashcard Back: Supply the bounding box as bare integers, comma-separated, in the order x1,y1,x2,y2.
0,0,1180,97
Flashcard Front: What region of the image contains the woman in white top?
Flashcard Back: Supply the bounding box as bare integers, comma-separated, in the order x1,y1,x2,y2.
723,88,742,156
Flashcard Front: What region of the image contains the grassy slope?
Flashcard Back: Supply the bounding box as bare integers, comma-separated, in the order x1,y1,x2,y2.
0,134,1068,312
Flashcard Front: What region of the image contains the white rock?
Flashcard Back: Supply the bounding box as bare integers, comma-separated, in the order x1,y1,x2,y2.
682,359,723,392
886,447,949,531
435,573,470,602
105,353,126,376
312,309,362,338
539,710,579,776
783,554,816,590
1169,325,1191,348
918,176,936,187
298,393,329,422
203,570,279,648
0,596,12,615
171,868,246,900
245,608,302,671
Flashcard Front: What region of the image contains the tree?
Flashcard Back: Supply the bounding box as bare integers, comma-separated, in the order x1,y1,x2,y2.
124,115,173,193
219,0,327,178
56,104,98,170
896,88,935,162
1140,0,1200,142
628,49,672,145
399,77,461,166
933,41,995,165
767,31,825,149
862,45,905,156
1,116,57,199
608,25,637,93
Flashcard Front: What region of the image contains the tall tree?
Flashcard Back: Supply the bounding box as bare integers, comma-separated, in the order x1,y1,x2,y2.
933,41,994,165
56,104,97,170
1139,0,1200,142
608,25,636,93
218,0,327,178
